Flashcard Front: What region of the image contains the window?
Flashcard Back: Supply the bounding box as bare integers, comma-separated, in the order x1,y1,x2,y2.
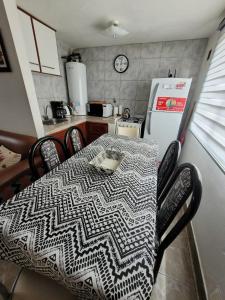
190,30,225,172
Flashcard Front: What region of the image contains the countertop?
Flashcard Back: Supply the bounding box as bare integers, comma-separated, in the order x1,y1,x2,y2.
44,115,117,135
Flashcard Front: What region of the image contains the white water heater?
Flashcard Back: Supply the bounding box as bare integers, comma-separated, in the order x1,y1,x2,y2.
66,62,88,115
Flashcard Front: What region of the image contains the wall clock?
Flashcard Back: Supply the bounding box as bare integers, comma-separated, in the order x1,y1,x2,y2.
113,54,129,73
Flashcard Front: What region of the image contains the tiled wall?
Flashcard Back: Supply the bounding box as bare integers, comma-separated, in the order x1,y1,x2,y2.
32,40,71,118
77,39,207,116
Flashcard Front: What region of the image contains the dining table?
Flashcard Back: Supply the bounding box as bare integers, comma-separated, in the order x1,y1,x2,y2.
0,133,158,300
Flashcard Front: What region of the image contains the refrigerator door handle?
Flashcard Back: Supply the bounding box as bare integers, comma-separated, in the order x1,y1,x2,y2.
147,111,151,135
147,83,159,135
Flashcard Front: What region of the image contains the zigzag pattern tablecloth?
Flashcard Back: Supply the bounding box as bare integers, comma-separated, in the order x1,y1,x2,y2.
0,134,158,300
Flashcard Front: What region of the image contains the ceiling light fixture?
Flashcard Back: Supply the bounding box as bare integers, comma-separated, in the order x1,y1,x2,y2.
104,20,129,39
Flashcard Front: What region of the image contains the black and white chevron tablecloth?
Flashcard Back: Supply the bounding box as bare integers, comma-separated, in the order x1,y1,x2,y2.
0,134,158,300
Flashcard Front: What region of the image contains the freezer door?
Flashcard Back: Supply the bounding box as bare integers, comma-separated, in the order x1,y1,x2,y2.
152,78,192,112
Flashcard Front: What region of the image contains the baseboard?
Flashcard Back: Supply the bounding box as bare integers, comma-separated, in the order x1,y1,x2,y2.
187,222,208,300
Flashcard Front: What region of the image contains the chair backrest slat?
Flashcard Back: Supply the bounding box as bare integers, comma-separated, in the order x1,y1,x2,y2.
40,140,61,171
70,128,83,153
157,166,193,237
157,140,181,201
64,126,86,157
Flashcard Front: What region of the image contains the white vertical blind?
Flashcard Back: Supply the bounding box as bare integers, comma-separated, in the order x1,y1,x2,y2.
190,31,225,171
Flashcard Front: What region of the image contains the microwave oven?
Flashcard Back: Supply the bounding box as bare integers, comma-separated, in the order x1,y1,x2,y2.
87,103,113,117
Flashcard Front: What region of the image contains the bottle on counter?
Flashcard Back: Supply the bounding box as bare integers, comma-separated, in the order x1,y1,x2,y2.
114,106,119,116
119,105,123,115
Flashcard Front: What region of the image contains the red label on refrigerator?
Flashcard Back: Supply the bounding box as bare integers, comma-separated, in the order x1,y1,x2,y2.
156,97,187,112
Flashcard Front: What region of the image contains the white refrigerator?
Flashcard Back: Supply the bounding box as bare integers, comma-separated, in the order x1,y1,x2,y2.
144,78,192,159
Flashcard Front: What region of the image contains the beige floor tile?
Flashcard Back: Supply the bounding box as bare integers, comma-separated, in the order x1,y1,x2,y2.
12,269,76,300
168,228,189,249
151,273,198,300
0,260,21,292
159,244,195,287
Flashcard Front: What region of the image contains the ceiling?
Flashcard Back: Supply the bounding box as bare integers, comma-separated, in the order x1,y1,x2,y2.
16,0,225,48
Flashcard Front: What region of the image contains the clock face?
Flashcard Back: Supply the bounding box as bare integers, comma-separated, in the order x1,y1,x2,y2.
114,55,129,73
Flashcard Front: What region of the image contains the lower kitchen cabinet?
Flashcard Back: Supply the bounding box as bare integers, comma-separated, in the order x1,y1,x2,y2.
50,122,86,157
86,122,108,144
51,122,86,143
49,121,108,156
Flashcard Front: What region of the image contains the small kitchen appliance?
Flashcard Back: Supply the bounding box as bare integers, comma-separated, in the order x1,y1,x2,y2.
62,52,82,62
113,106,119,116
119,105,123,115
63,104,73,117
116,117,144,138
122,108,130,119
50,101,67,119
87,103,113,117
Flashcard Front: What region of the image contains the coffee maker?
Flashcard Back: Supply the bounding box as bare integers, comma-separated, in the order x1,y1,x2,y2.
50,101,66,119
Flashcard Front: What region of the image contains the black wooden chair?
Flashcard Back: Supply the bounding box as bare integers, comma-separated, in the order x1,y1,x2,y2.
64,126,86,157
28,136,68,180
154,163,202,280
157,140,181,201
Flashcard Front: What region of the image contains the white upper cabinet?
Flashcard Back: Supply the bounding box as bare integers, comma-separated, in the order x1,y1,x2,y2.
33,20,60,75
18,8,60,76
18,10,40,72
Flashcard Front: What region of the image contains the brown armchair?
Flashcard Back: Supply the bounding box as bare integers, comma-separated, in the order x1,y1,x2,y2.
0,130,37,202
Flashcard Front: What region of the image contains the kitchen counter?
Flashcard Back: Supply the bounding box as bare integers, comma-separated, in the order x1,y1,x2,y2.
44,115,117,135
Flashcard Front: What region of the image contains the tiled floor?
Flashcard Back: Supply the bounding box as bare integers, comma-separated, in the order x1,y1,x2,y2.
0,227,199,299
151,227,199,300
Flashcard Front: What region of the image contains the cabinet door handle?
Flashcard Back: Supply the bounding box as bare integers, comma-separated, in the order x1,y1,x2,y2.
29,62,39,65
42,65,55,70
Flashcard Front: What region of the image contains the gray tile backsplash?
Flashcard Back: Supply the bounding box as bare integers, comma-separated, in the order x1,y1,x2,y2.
119,81,137,100
77,38,207,116
32,40,70,118
136,81,151,101
141,42,162,59
32,38,207,119
161,40,187,58
104,81,120,99
86,60,105,81
88,80,105,99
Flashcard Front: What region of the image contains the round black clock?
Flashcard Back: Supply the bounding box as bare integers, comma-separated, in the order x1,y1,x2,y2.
113,54,129,73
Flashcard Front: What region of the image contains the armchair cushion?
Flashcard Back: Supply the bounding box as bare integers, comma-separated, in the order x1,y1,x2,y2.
0,130,36,160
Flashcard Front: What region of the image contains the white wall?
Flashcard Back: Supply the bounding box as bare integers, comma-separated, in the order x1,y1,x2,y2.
0,0,44,137
180,31,225,299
